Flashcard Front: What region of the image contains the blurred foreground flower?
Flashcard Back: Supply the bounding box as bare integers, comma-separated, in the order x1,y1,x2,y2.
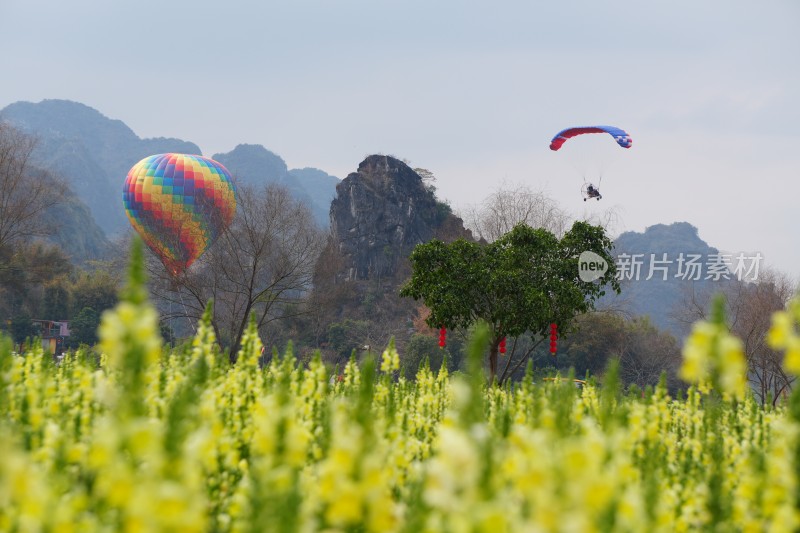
767,297,800,374
680,296,747,400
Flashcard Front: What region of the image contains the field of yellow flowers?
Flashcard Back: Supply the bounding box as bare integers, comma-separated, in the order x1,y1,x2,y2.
2,245,800,532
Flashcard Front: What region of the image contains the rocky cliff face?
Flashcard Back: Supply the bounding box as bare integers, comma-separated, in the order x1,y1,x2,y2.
308,155,472,362
329,155,466,282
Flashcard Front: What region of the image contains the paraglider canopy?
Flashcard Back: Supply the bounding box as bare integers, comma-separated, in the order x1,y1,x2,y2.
549,125,632,151
549,124,632,202
122,153,237,275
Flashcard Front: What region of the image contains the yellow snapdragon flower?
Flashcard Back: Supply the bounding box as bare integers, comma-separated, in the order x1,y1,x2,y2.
381,340,401,373
98,302,162,370
767,298,800,374
680,317,747,400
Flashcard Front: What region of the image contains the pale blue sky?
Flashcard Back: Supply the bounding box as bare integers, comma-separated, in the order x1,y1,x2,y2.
2,0,798,277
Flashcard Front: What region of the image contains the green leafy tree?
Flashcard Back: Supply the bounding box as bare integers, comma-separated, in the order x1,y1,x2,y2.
558,312,628,376
402,333,451,379
400,221,620,382
10,313,35,345
0,242,72,320
68,307,100,347
69,269,120,317
326,319,371,365
42,279,71,320
556,313,682,393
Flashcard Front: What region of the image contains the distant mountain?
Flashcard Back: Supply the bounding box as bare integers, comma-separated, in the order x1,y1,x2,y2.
0,100,200,237
43,187,111,264
287,168,341,226
605,222,729,338
212,145,338,228
0,99,339,236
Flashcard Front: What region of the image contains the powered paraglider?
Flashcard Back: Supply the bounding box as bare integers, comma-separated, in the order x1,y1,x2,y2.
549,125,632,201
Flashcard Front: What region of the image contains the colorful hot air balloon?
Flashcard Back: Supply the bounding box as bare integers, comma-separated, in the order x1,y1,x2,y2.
122,153,236,275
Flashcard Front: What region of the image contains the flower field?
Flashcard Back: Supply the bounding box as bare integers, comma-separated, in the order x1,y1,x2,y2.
2,252,800,532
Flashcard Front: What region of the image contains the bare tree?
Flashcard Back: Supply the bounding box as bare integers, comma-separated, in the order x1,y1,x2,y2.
617,318,682,392
460,183,571,242
673,269,797,404
0,123,66,252
150,183,327,356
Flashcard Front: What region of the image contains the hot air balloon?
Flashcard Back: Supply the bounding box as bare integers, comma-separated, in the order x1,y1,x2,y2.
122,153,236,275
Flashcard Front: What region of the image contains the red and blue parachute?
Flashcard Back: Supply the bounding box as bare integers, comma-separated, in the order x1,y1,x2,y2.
549,126,632,151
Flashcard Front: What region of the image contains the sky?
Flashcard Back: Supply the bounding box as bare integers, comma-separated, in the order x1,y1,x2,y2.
1,0,799,278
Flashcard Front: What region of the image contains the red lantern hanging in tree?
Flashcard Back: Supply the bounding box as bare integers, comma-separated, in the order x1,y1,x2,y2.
439,327,447,348
499,337,507,354
550,323,558,356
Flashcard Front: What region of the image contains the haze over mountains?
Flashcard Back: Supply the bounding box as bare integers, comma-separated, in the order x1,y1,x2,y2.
0,99,339,238
0,99,738,338
605,222,728,336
